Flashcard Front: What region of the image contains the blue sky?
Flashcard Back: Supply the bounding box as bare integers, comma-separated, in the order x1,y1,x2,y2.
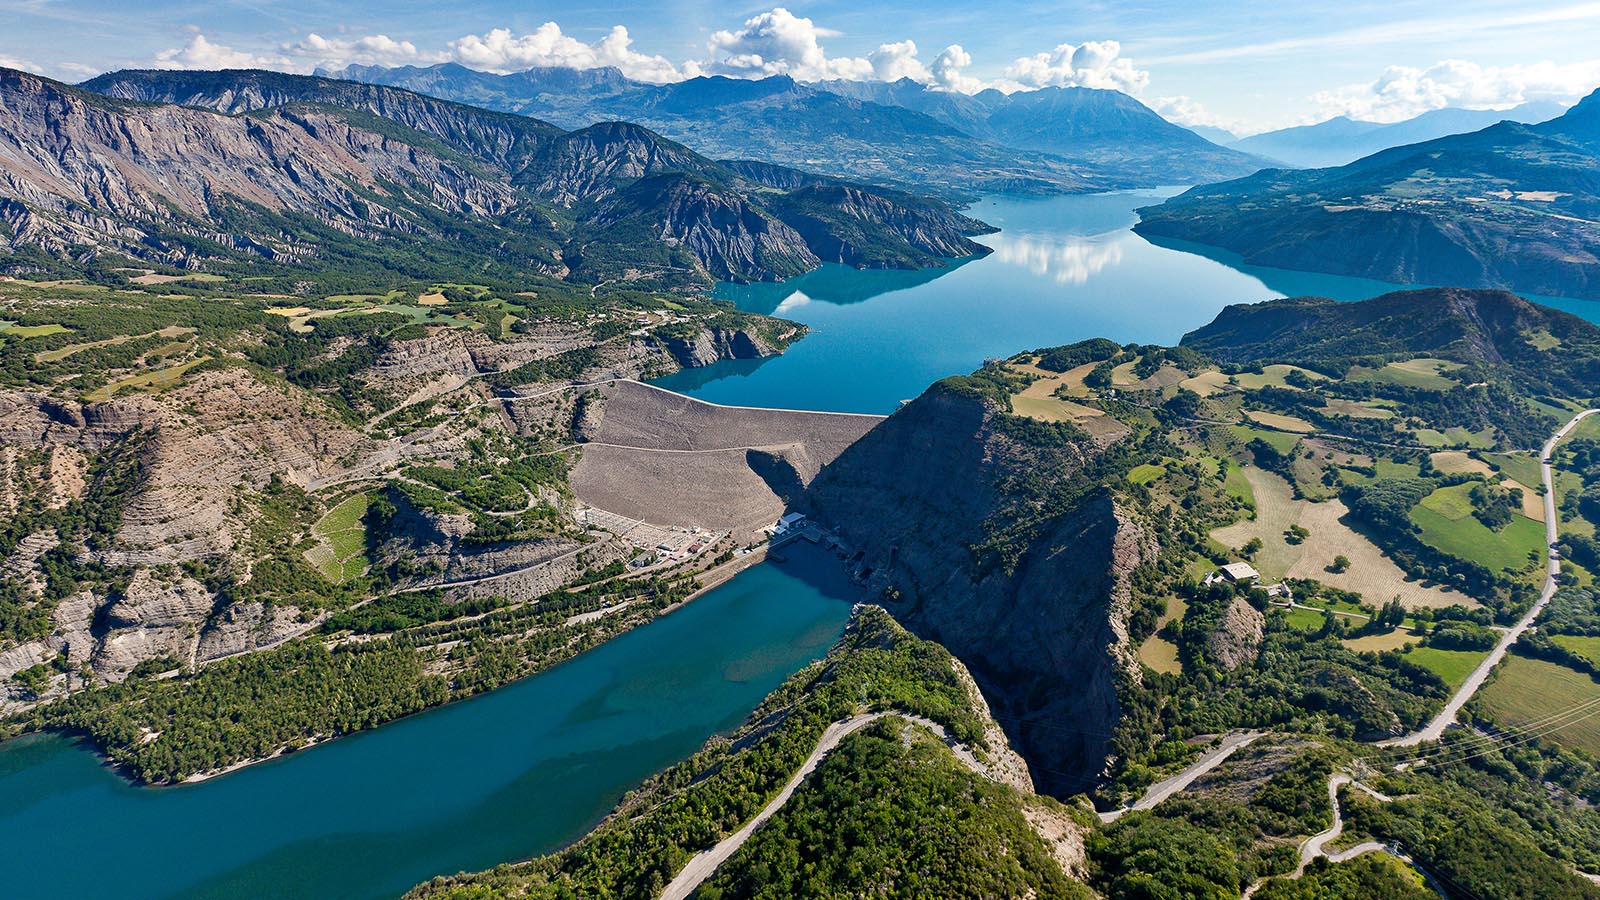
3,0,1598,133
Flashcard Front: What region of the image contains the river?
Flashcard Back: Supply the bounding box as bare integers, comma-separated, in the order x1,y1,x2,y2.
3,189,1595,899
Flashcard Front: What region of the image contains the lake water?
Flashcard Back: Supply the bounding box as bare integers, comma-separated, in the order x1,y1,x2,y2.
0,551,855,900
4,188,1597,899
654,189,1600,413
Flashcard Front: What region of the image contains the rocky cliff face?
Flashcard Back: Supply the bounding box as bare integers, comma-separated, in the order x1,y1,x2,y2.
770,183,994,268
522,122,724,206
588,174,820,283
803,383,1149,795
0,69,519,266
56,67,996,285
654,322,790,367
0,367,380,696
1208,597,1265,671
82,67,565,174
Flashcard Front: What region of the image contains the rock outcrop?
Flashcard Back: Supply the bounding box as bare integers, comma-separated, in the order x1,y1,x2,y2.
803,382,1148,795
0,68,518,267
1207,597,1265,671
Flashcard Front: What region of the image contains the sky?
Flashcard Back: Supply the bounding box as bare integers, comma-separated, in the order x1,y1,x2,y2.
2,0,1598,134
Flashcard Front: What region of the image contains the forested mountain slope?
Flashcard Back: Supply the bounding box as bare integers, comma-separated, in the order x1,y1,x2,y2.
1135,88,1600,299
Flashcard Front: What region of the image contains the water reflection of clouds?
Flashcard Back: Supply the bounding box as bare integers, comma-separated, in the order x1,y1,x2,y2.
773,290,813,315
990,233,1125,285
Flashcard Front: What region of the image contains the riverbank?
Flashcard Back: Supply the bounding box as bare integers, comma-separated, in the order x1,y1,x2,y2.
16,541,785,789
0,557,855,900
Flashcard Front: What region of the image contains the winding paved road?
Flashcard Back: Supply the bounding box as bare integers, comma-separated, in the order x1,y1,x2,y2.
659,713,954,900
660,717,1264,899
1295,774,1359,876
1381,408,1600,749
1098,731,1263,823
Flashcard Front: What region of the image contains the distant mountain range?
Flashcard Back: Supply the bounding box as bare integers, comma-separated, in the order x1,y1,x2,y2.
1134,88,1600,299
322,63,1270,195
0,67,991,286
1229,101,1571,168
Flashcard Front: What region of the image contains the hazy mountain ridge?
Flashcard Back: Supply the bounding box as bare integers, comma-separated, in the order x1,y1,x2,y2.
1134,88,1600,299
1,67,991,286
320,63,1270,194
824,77,1263,185
1231,101,1570,168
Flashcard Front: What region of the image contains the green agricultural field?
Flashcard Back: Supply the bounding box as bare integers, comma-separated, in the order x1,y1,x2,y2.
1137,635,1182,674
1553,634,1600,667
1420,483,1477,519
1376,459,1426,480
1403,646,1489,691
1245,410,1315,433
1229,424,1300,454
1525,329,1563,351
371,303,480,328
1566,414,1600,445
1127,463,1167,485
1479,655,1600,756
1415,426,1496,449
0,321,71,338
1283,606,1323,631
34,325,196,363
304,493,370,583
1347,357,1463,390
1223,462,1255,506
1337,458,1425,488
83,357,211,402
1343,629,1419,653
1235,364,1328,390
1530,397,1580,421
1411,484,1545,574
324,291,406,304
1320,398,1394,419
1482,452,1544,490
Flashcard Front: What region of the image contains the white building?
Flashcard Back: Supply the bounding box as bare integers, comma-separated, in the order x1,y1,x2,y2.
771,512,806,535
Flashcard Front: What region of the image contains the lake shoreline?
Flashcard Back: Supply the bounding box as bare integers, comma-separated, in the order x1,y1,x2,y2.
39,543,782,790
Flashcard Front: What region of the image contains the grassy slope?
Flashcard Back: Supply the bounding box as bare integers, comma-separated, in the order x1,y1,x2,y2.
1479,655,1600,756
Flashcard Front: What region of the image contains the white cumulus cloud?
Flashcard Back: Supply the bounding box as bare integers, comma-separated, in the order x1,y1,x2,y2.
1002,40,1149,93
931,45,984,93
1313,59,1600,122
154,34,292,70
287,33,444,70
705,7,871,81
868,40,928,83
143,12,1170,105
1,53,40,73
448,23,685,82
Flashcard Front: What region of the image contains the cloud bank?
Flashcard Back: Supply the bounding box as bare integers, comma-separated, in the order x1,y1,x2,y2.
145,7,1149,97
449,25,686,82
1314,59,1600,122
1003,41,1148,93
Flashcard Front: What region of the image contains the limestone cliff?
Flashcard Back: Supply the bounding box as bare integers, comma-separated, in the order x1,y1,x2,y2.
803,382,1149,795
57,67,996,285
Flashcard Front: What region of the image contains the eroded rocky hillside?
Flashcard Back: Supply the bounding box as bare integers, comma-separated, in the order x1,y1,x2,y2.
0,67,993,287
0,277,803,714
